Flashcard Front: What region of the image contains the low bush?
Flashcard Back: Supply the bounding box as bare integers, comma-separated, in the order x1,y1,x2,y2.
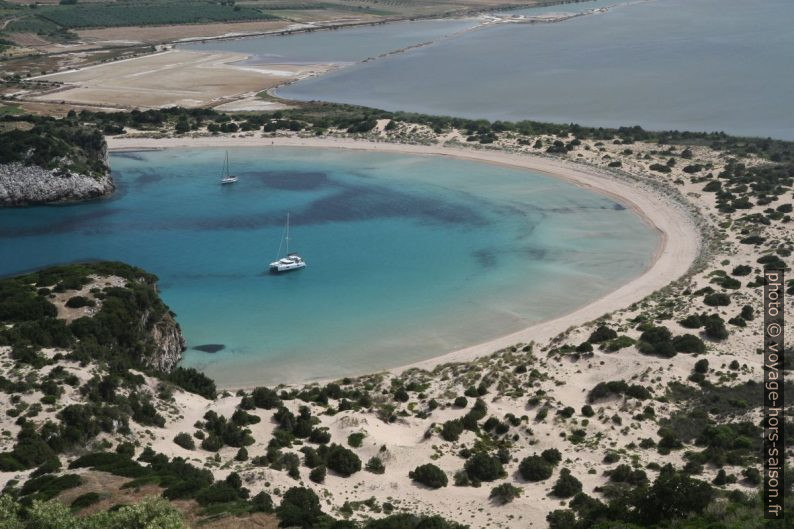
173,432,195,450
409,463,448,488
490,483,522,504
519,455,553,481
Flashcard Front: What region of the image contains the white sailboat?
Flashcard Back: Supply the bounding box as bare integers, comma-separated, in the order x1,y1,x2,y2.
220,151,237,184
269,213,306,273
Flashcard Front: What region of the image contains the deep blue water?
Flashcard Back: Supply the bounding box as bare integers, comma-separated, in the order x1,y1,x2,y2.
0,148,657,385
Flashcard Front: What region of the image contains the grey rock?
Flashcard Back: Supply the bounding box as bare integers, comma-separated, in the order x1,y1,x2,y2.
0,162,114,206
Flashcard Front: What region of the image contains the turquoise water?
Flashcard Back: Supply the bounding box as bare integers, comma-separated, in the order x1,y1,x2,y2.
184,0,794,139
0,148,657,385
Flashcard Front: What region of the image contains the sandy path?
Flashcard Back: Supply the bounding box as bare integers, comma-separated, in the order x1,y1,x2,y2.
106,135,701,380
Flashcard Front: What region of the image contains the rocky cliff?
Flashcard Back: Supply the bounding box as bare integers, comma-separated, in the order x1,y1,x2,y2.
0,162,115,206
144,310,187,373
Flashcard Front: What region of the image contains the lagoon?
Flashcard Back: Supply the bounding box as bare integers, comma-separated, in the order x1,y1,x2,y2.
185,0,794,140
0,148,658,385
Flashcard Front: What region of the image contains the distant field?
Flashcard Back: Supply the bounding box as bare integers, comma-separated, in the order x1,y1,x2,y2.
34,49,328,109
35,2,279,29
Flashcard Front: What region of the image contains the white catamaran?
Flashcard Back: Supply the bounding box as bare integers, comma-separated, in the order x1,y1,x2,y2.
220,151,237,185
269,213,306,273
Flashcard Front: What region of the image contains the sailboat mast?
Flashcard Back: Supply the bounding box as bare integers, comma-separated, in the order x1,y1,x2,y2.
285,213,290,254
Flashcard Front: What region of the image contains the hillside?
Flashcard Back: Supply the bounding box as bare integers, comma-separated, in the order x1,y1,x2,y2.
0,114,113,205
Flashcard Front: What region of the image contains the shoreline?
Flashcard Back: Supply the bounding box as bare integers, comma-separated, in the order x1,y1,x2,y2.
106,135,701,387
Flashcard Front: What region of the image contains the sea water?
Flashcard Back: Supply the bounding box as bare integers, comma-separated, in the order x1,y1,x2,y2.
0,148,657,385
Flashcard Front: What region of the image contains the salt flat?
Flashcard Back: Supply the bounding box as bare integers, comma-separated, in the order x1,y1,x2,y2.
34,49,328,109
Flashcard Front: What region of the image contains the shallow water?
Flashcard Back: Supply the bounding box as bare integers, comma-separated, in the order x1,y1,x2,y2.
0,148,658,385
185,0,794,140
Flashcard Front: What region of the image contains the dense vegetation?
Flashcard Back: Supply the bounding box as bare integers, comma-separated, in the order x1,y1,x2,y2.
0,116,106,176
0,262,171,369
0,262,219,473
12,1,278,31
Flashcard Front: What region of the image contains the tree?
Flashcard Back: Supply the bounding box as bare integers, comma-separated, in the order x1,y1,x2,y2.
277,487,323,528
519,455,553,481
326,444,361,477
551,468,582,498
409,463,448,489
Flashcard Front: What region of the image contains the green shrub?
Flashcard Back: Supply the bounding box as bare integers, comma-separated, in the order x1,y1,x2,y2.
250,491,274,513
490,482,522,504
519,455,553,481
251,387,281,409
703,316,729,340
173,433,195,450
603,335,635,352
672,334,706,354
366,457,385,474
70,492,101,511
309,465,326,484
326,444,361,477
347,432,365,448
704,292,731,306
409,463,448,488
464,452,505,482
551,468,582,498
679,314,703,328
440,419,464,442
167,367,216,400
277,487,323,528
588,325,617,343
541,448,562,465
694,359,709,373
65,296,95,309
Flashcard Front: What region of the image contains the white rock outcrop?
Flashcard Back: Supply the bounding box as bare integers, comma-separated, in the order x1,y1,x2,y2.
0,162,114,206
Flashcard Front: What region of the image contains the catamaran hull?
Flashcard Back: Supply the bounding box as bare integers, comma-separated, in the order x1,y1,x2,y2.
270,263,306,273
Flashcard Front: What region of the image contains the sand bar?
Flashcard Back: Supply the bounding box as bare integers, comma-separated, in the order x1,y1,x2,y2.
106,135,701,383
